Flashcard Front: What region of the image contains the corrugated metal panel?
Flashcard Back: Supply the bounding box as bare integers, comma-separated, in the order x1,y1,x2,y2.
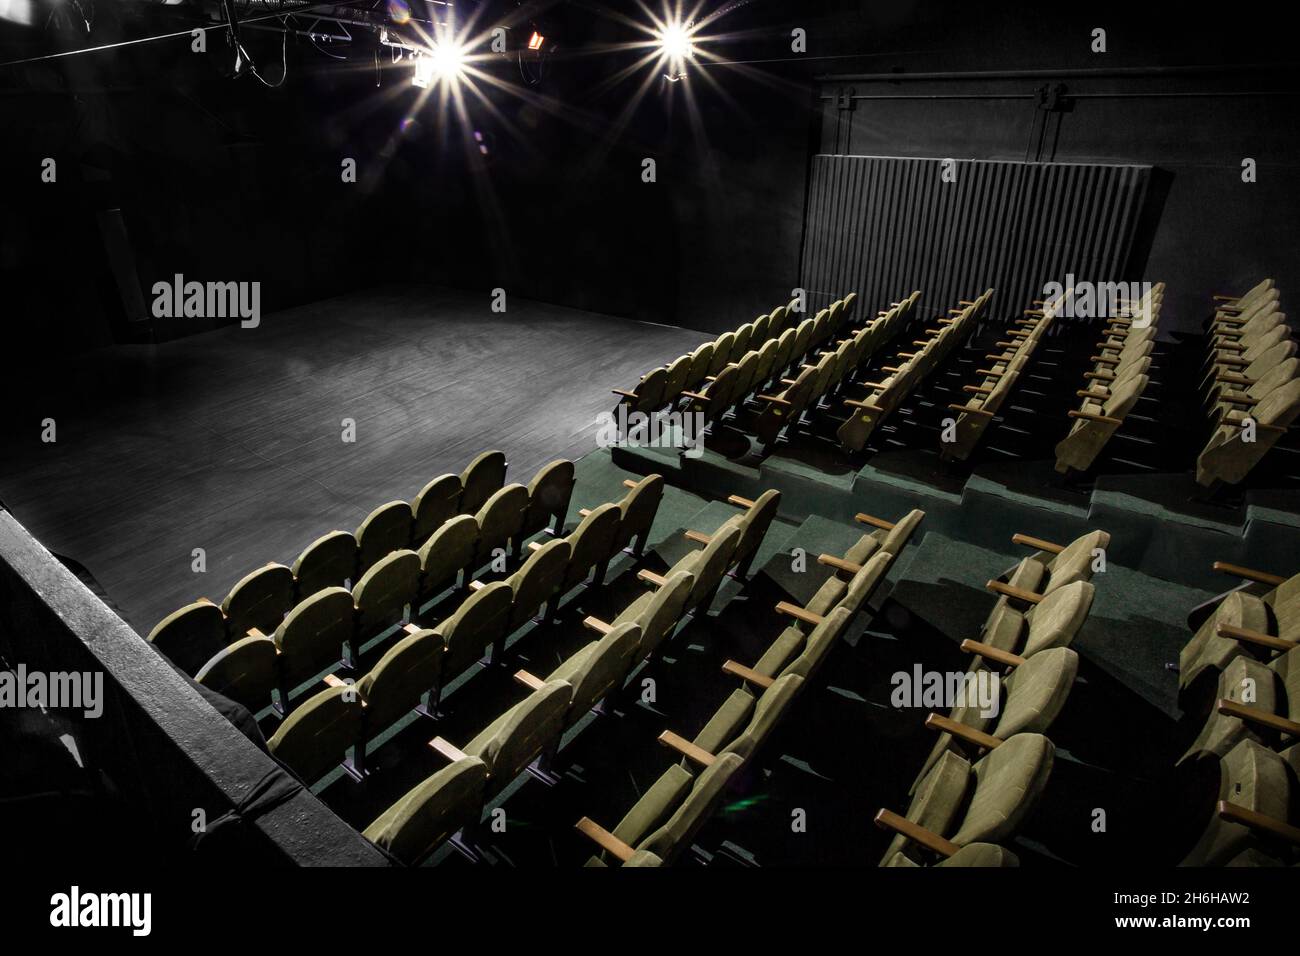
800,155,1151,318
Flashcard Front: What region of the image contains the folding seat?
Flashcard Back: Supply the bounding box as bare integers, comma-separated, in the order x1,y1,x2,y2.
520,458,575,542
789,318,815,368
558,502,621,594
147,600,229,675
437,580,513,683
411,473,462,546
683,343,715,393
273,586,356,702
722,605,855,688
459,450,508,516
874,732,1054,866
732,322,753,358
943,369,1021,462
356,501,415,577
780,551,892,637
1179,568,1299,699
911,646,1079,791
987,529,1110,605
1211,358,1298,424
718,351,762,408
1206,340,1297,408
1054,371,1150,474
608,474,664,558
502,537,571,632
835,361,917,452
1205,325,1292,388
681,363,739,427
1211,296,1282,343
660,354,693,410
515,621,643,732
352,626,446,769
1196,379,1300,486
1180,738,1296,866
575,751,746,866
831,508,924,568
222,563,295,639
1212,310,1288,355
767,304,790,339
473,483,529,565
750,311,771,344
750,363,818,446
747,339,782,399
807,307,832,349
613,366,668,418
1180,645,1300,766
706,332,737,378
1211,279,1275,317
962,580,1096,663
193,632,279,713
292,530,359,598
417,514,479,606
362,756,487,865
353,549,421,648
658,673,804,772
429,679,573,799
638,521,742,618
266,682,364,784
582,570,695,661
681,489,780,581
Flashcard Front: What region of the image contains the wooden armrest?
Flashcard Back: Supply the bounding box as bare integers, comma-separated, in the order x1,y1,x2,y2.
1212,562,1287,587
684,529,713,546
958,639,1026,668
976,368,1004,377
611,388,638,399
949,403,993,416
924,713,1003,750
986,580,1044,604
964,385,994,395
1216,623,1296,652
1215,373,1254,386
577,508,593,519
514,669,546,692
1216,802,1300,847
527,540,545,553
680,390,710,402
721,659,775,689
757,394,792,406
1077,389,1109,399
1089,356,1119,366
622,478,640,489
574,817,635,863
844,399,885,412
818,554,863,574
781,378,798,386
855,512,896,531
995,341,1016,349
1216,342,1246,353
872,809,959,858
429,736,469,763
1011,533,1065,554
1217,355,1250,368
638,569,669,588
775,601,825,627
727,494,756,509
1083,371,1114,381
898,352,917,359
882,366,902,373
985,353,1012,362
1216,699,1300,737
467,579,486,592
322,673,348,689
247,627,268,639
959,300,976,307
1068,410,1124,426
657,730,716,767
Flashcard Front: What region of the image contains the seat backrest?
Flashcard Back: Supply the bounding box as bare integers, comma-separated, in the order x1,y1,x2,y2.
728,489,781,570
147,601,229,675
833,551,892,620
564,622,642,726
632,366,669,413
662,354,692,404
474,483,529,556
615,473,665,552
267,683,364,783
223,563,295,639
564,502,622,590
880,509,925,554
356,501,415,576
459,450,508,516
508,538,571,627
358,627,445,733
782,605,853,681
194,633,278,713
418,513,480,598
685,343,715,390
1022,580,1095,656
708,332,737,375
723,674,804,762
1045,530,1110,591
362,757,487,866
684,522,744,609
732,323,753,357
637,752,745,863
353,549,421,636
477,680,572,785
995,646,1079,739
950,732,1055,846
632,571,695,658
292,530,359,597
412,473,463,544
440,580,513,678
274,586,356,688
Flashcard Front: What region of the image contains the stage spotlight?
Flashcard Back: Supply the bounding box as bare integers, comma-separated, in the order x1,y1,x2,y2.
656,21,696,61
527,31,545,51
429,40,466,80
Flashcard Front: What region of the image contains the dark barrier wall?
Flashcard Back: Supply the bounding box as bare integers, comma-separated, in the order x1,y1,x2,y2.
0,511,388,866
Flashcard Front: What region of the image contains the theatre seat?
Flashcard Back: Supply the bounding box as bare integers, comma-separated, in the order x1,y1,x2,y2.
437,580,512,682
356,501,415,578
352,625,445,769
520,621,642,732
502,537,570,632
559,502,621,593
147,600,228,675
640,521,742,618
267,683,364,784
292,530,359,598
363,756,488,866
417,514,479,604
459,450,508,516
1179,646,1300,765
970,579,1096,661
663,672,805,771
473,483,529,566
1181,738,1295,866
194,632,279,713
273,586,355,695
353,549,421,646
222,563,294,639
520,459,575,541
609,474,664,558
411,474,462,546
592,569,695,660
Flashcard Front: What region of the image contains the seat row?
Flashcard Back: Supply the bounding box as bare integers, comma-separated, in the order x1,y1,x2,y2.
1196,280,1299,487
946,292,1063,462
746,292,919,449
836,290,991,453
1053,283,1163,475
350,488,788,865
572,505,925,866
176,474,668,716
872,527,1107,865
